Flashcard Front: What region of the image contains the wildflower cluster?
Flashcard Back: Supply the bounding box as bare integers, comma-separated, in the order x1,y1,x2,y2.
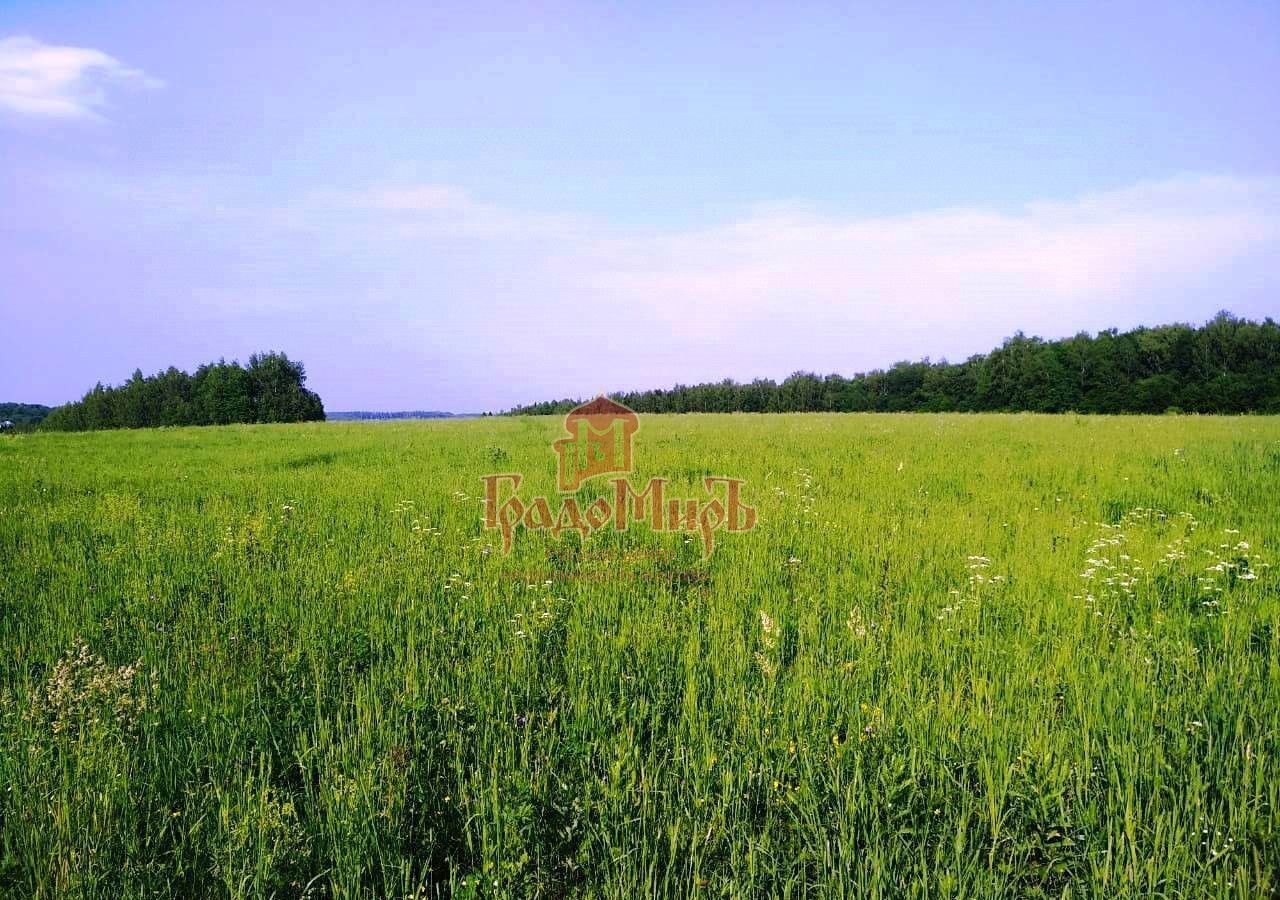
509,594,560,640
846,606,871,639
394,498,443,538
25,640,152,739
1078,513,1151,610
937,554,1004,623
795,468,820,524
964,554,1006,588
755,609,781,678
215,506,291,557
857,701,884,742
1076,508,1266,617
443,571,473,601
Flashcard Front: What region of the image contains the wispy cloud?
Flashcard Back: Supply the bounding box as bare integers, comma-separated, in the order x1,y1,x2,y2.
564,174,1280,340
356,185,474,212
309,172,1278,385
0,35,160,121
333,174,1277,315
18,166,1275,407
316,183,587,241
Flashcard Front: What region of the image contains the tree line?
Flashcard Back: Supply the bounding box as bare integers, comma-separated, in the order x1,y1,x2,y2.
509,312,1280,416
40,352,326,431
0,403,51,428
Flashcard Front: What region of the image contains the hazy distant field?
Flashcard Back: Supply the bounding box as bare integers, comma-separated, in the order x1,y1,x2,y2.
1,414,1277,898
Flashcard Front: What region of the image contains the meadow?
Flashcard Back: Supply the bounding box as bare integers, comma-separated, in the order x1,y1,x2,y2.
0,413,1277,899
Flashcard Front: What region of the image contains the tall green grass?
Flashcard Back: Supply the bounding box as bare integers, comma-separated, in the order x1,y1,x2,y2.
1,414,1276,898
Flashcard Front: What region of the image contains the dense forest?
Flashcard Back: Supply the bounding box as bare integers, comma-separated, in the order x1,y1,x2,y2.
0,403,52,427
510,313,1280,416
39,352,325,431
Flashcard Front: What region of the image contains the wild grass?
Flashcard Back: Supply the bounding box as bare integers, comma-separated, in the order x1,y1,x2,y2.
0,413,1277,898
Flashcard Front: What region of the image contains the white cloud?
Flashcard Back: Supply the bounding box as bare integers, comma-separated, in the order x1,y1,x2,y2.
0,35,160,120
43,167,1276,389
358,185,473,212
318,183,586,240
328,173,1279,377
551,175,1280,349
14,164,1275,405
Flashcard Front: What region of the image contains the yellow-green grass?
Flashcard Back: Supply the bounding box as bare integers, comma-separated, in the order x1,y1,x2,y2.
0,414,1277,898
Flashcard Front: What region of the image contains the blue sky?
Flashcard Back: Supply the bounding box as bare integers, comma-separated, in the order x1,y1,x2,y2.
2,0,1277,411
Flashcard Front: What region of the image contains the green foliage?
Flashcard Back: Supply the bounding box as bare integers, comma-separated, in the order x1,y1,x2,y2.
510,312,1280,415
39,352,326,431
0,403,52,427
1,414,1277,897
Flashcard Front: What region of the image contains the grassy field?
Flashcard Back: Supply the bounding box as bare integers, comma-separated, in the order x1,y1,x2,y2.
1,414,1277,898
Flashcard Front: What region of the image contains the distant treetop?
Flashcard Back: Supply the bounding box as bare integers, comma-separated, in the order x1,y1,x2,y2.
0,403,52,427
40,352,326,431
